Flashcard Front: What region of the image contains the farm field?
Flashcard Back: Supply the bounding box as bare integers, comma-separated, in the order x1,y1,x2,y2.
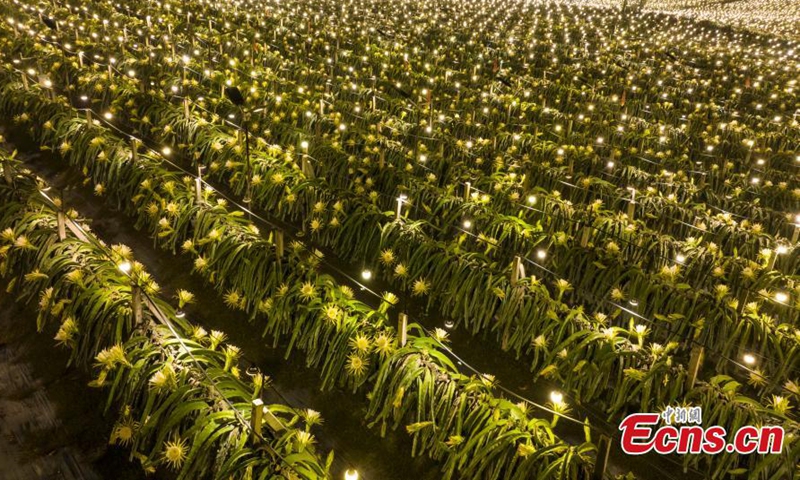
0,0,797,479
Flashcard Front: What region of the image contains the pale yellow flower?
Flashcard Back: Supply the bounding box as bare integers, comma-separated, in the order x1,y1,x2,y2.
412,278,430,296
300,282,317,301
163,438,188,470
346,354,368,377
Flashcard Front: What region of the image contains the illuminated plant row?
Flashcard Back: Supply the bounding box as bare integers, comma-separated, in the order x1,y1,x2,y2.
0,156,330,479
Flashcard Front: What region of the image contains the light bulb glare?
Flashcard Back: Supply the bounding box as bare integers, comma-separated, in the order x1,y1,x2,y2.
344,470,359,480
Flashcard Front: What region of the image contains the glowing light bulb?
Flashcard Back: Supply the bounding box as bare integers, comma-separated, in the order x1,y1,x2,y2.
743,354,756,365
162,146,172,156
344,470,359,480
118,261,132,273
550,391,564,405
361,269,372,280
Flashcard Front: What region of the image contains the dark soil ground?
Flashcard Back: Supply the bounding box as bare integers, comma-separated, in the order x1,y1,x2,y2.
0,286,146,480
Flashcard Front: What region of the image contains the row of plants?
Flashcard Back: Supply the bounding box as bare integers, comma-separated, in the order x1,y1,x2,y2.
637,0,799,38
0,153,331,479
